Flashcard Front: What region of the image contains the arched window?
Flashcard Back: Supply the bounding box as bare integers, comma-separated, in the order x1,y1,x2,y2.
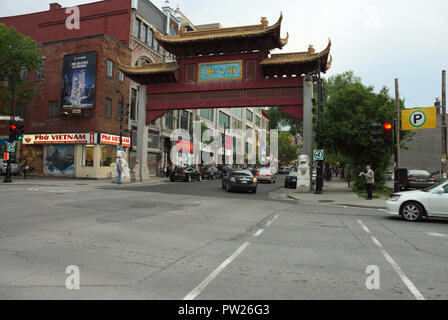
135,57,151,67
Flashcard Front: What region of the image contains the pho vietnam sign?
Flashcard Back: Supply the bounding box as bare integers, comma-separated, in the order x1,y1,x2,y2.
198,60,242,81
22,133,96,145
99,133,131,147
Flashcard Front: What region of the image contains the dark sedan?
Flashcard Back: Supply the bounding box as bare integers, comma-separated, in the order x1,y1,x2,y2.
169,167,202,182
222,169,257,193
284,171,300,188
201,167,220,180
406,169,436,190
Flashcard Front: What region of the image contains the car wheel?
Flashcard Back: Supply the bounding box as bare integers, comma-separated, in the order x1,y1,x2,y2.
400,201,424,222
226,183,232,192
170,177,175,182
252,188,257,194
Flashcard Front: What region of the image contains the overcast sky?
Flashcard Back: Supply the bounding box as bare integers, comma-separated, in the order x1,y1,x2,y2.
1,0,447,108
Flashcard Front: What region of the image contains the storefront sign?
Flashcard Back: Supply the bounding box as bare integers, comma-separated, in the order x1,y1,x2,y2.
198,60,242,81
61,51,97,109
99,133,131,147
22,133,95,145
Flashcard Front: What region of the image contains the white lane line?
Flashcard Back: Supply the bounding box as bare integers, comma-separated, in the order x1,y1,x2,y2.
266,220,272,226
357,219,371,234
254,229,264,237
426,232,448,238
183,241,250,300
358,220,425,300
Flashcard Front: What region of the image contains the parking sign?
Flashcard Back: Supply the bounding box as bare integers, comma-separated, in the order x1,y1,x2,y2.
402,107,436,130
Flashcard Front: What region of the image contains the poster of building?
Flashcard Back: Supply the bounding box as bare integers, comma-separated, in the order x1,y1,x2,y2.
61,52,97,109
45,145,75,175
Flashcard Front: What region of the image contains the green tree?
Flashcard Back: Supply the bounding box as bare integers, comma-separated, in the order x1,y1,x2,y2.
267,107,302,136
0,23,42,115
278,131,298,165
320,71,411,188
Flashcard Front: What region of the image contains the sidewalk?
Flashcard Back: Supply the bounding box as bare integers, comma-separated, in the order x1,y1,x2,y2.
0,175,170,188
286,181,387,209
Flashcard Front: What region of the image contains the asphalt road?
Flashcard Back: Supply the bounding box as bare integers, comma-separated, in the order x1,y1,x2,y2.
0,179,447,300
109,175,288,201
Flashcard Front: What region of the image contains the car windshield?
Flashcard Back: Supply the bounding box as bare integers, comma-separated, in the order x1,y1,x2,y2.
422,180,448,192
233,170,253,177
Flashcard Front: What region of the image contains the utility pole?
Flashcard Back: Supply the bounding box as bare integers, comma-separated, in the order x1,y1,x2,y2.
393,78,401,192
442,70,447,178
314,59,324,194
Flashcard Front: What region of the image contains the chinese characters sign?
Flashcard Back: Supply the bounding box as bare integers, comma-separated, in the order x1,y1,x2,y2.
198,61,242,81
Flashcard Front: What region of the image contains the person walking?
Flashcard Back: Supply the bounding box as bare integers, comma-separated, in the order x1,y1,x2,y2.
362,165,375,200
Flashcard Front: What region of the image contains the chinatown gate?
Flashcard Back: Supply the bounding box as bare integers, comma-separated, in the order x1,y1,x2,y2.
119,14,332,182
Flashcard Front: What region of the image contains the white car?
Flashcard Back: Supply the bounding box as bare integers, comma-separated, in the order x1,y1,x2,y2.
386,180,448,221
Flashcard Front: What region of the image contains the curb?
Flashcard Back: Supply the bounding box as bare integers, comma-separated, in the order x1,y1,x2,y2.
286,193,386,209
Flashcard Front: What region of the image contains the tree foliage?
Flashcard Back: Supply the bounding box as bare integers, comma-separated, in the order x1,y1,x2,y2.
267,107,302,136
0,23,42,114
320,71,411,188
278,131,298,165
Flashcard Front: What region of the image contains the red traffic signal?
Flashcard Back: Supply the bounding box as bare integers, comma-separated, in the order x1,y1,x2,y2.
384,122,393,130
9,125,17,131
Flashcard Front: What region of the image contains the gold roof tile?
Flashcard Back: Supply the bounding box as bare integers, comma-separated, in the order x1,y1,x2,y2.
118,61,179,75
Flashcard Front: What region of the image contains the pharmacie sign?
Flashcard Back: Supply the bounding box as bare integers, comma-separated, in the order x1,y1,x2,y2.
99,133,131,147
22,133,95,145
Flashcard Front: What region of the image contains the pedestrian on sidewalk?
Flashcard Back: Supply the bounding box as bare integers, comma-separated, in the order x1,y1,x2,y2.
116,157,123,185
361,165,375,200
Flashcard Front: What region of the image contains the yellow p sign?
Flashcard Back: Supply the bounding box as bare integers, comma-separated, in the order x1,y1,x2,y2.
402,107,437,130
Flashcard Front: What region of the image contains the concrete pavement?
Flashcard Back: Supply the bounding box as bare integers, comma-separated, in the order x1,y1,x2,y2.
286,181,388,209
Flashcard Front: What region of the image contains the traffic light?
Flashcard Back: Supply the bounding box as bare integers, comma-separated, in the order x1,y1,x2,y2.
8,125,16,142
371,123,383,145
384,122,393,146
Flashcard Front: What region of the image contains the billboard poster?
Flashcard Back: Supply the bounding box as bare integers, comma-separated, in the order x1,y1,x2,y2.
45,145,75,175
61,52,97,109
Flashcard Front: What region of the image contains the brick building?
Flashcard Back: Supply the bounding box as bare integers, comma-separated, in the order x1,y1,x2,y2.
0,1,133,178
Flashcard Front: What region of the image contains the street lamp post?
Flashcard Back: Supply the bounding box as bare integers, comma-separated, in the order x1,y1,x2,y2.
4,70,17,184
314,59,324,194
116,89,124,147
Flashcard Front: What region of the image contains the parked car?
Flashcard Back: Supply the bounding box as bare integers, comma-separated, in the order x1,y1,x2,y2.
201,166,220,180
386,179,448,221
406,170,436,190
0,159,20,175
284,171,300,188
222,169,257,193
256,167,277,184
169,167,202,182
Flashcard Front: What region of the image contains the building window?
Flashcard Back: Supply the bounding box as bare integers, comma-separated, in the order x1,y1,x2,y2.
118,70,124,82
148,28,154,47
17,103,26,120
142,24,148,43
148,134,160,149
48,101,58,117
83,145,95,167
36,57,45,80
19,67,28,81
105,99,112,117
180,110,189,130
165,110,173,129
170,25,178,36
219,111,230,128
130,88,137,120
255,115,261,127
232,118,242,130
100,145,116,166
134,18,141,38
200,108,214,121
246,110,253,122
107,60,114,77
232,108,242,118
154,39,160,52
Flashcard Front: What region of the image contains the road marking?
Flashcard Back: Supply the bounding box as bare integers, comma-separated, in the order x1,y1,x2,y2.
357,219,371,234
266,220,272,226
183,241,250,300
358,220,425,300
254,229,264,237
426,232,448,238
